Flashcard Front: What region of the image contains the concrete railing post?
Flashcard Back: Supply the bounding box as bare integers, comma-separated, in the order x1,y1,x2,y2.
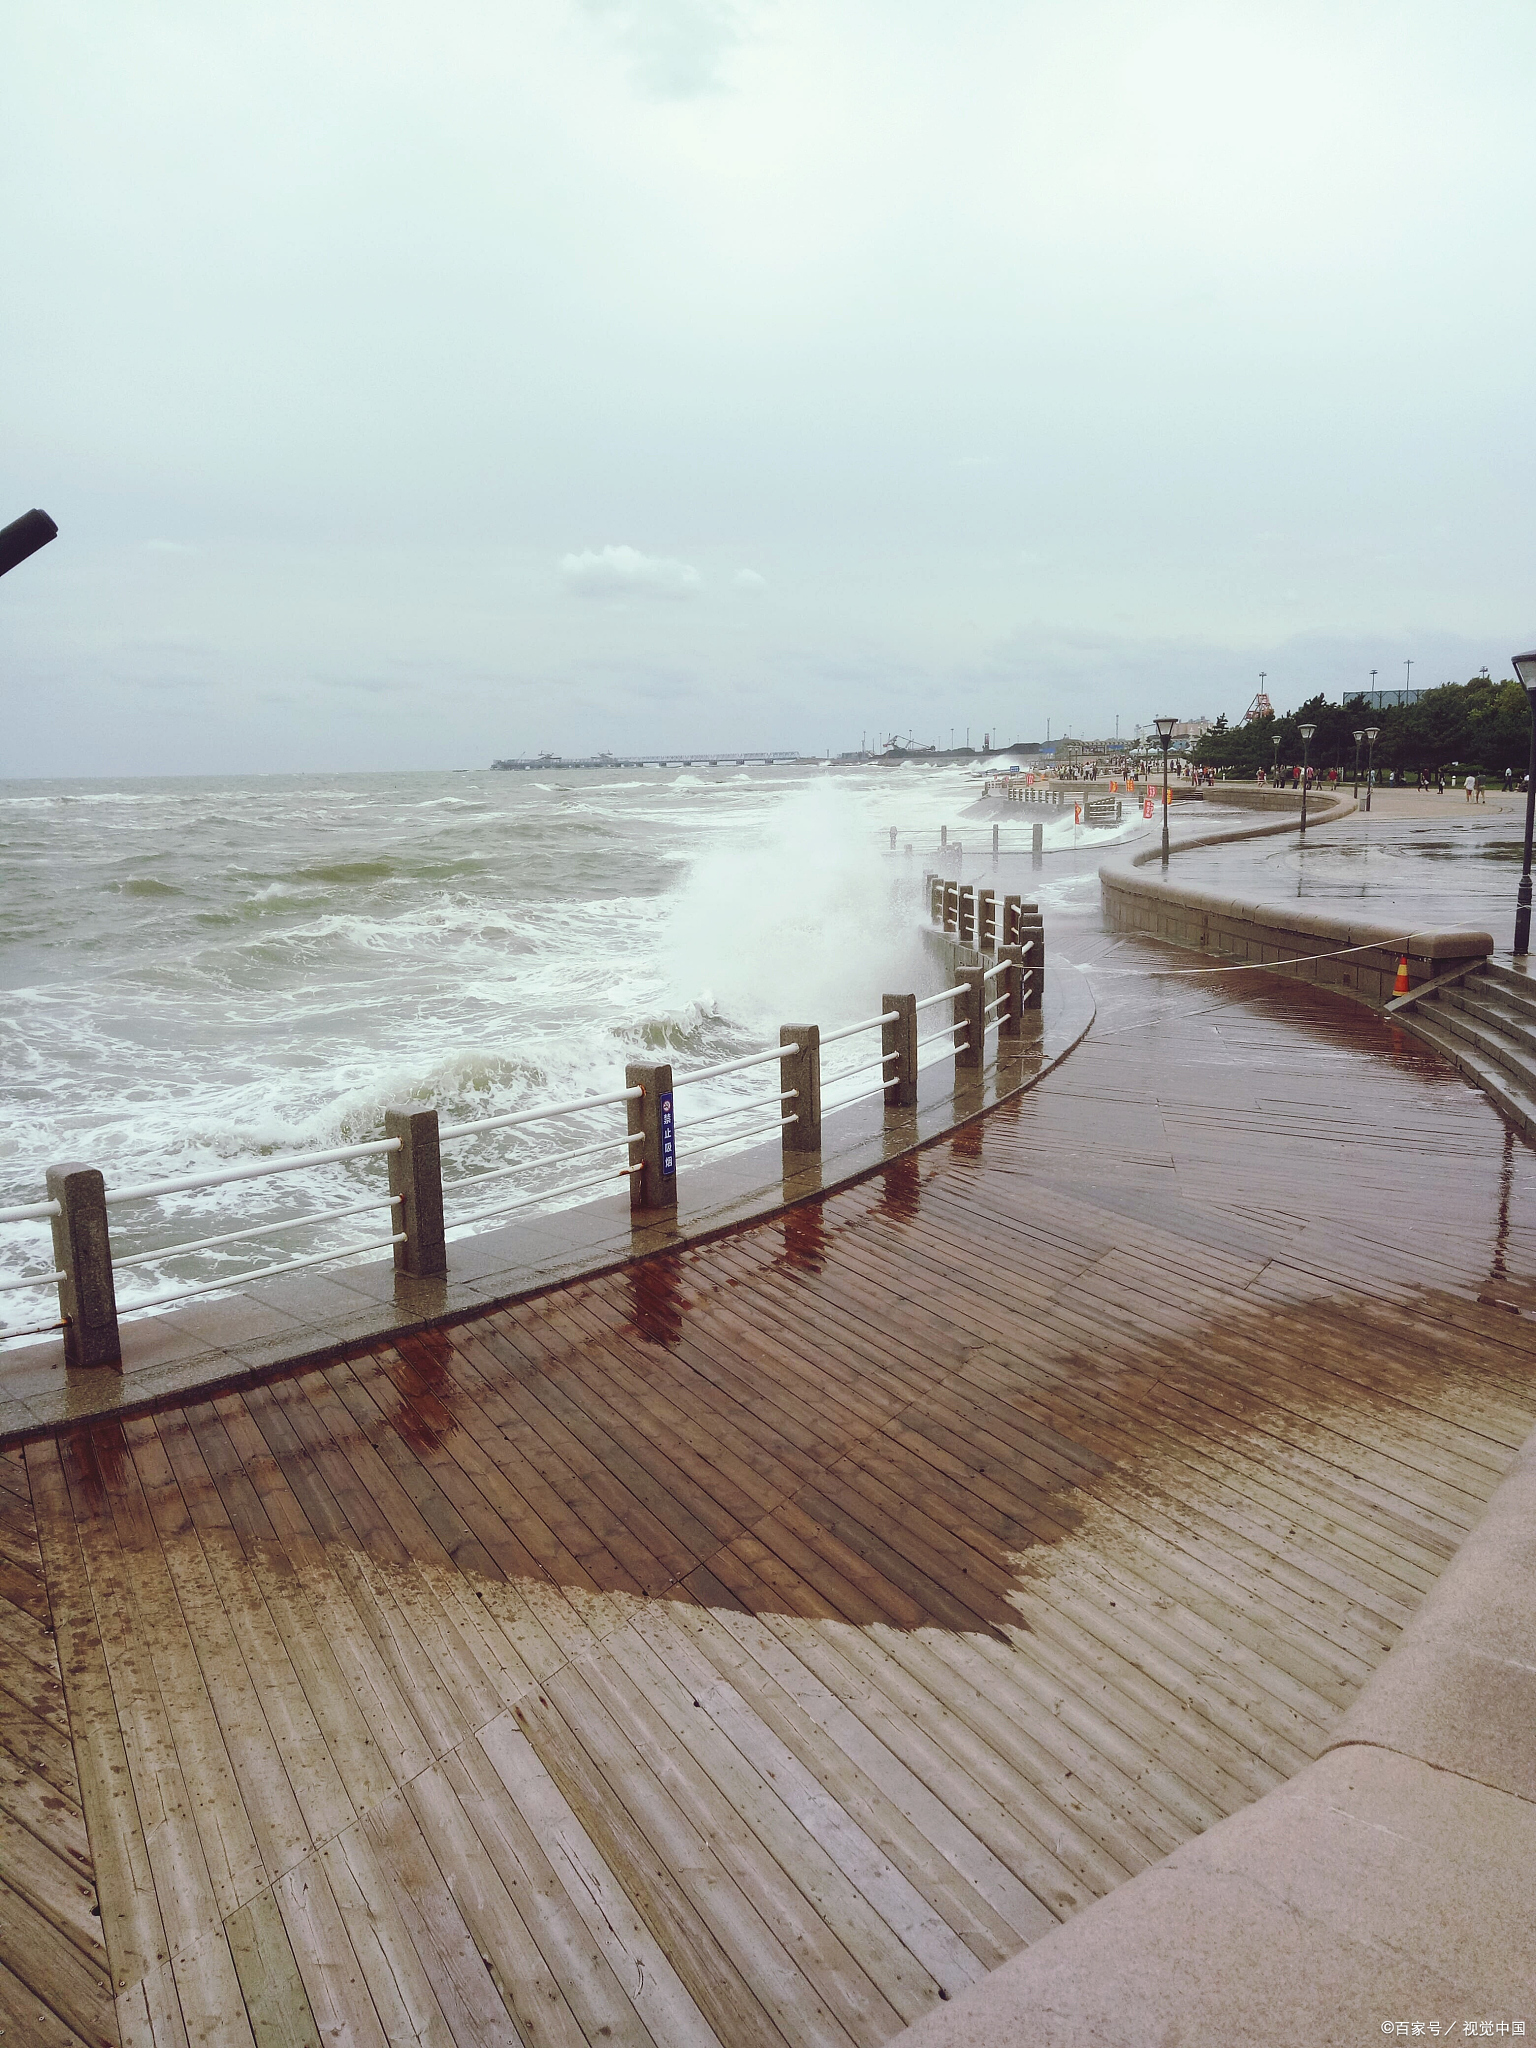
998,945,1026,1040
928,872,943,924
1020,912,1045,1009
1032,820,1043,861
47,1164,120,1370
780,1026,821,1154
977,888,996,954
954,968,986,1070
882,993,917,1107
944,882,958,934
1001,893,1021,948
940,824,947,849
384,1106,447,1277
626,1062,677,1212
992,822,999,863
958,886,975,946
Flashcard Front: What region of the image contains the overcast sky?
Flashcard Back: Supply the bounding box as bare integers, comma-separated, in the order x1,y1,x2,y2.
3,0,1533,773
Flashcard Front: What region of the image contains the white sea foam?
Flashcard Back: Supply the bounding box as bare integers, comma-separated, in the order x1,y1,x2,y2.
0,760,1125,1336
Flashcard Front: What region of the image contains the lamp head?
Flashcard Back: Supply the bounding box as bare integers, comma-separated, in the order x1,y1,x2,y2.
1365,726,1380,743
1153,716,1176,742
1299,722,1316,741
1353,729,1365,743
1513,650,1536,695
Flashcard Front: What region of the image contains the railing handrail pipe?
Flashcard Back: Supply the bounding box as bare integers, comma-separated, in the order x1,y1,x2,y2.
816,1008,901,1049
439,1085,643,1144
105,1137,403,1207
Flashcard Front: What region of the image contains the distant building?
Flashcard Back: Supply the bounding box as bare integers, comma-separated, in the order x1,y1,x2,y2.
1134,718,1212,747
1349,688,1430,710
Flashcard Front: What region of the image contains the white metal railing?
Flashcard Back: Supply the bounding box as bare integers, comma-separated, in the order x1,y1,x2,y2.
446,1130,642,1195
687,1112,798,1160
672,1043,801,1088
684,1088,797,1129
439,1084,643,1143
2,896,1046,1356
817,1008,900,1049
823,1049,899,1092
448,1162,645,1234
0,1268,64,1294
105,1137,402,1208
111,1197,398,1270
116,1233,409,1321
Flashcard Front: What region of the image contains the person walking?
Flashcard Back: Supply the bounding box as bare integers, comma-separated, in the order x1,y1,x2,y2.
1465,773,1476,803
1505,766,1514,792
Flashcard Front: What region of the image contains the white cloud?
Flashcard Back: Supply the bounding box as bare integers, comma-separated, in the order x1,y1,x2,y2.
580,0,755,98
732,568,767,590
560,545,703,600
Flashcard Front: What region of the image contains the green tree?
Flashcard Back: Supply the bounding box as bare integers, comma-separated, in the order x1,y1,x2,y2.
1191,675,1530,782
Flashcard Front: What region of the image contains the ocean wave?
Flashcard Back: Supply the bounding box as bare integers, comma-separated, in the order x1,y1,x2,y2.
0,762,973,1327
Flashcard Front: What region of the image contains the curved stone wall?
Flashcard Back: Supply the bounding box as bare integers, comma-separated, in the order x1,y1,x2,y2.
1098,794,1494,1007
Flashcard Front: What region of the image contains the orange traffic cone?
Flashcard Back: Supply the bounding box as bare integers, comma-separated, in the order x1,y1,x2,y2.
1394,956,1410,997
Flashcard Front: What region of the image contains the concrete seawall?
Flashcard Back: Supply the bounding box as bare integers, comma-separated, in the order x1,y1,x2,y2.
1098,792,1494,1005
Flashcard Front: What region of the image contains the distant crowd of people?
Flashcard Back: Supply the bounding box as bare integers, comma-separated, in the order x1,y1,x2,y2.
1254,762,1527,799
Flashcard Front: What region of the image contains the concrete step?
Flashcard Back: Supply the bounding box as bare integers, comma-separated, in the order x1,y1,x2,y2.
1475,960,1536,1023
1398,1006,1536,1144
1441,982,1536,1049
1420,993,1536,1101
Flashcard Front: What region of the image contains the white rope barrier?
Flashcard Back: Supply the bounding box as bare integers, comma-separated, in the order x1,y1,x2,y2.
1079,934,1419,977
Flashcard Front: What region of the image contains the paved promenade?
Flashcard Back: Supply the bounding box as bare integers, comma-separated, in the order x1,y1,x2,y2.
2,913,1534,2044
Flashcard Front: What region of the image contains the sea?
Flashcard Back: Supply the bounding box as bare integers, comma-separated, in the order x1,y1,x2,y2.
0,762,1103,1339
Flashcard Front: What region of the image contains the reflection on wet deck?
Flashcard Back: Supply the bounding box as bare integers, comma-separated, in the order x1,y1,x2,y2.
5,965,1536,2047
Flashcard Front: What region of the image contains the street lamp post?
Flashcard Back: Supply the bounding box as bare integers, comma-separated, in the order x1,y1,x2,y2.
1511,651,1536,957
1352,728,1365,799
1365,726,1379,812
1272,734,1280,786
0,509,57,581
1299,722,1316,834
1154,717,1176,860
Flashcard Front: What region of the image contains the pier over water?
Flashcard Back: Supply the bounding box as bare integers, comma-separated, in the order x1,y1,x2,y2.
2,853,1532,2046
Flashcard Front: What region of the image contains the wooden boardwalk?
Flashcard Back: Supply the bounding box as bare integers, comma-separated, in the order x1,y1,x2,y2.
6,956,1536,2046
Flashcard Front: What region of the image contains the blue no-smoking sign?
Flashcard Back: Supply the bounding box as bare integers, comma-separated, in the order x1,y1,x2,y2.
659,1090,676,1176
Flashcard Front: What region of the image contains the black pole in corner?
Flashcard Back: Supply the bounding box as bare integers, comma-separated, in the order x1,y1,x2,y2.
0,509,58,581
